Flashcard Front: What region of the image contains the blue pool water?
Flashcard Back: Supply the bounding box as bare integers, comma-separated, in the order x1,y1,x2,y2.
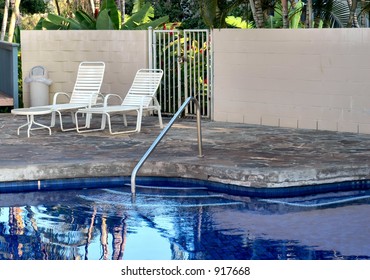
0,178,369,260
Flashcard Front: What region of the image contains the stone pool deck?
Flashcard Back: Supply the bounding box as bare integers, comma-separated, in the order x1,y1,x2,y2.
1,113,370,191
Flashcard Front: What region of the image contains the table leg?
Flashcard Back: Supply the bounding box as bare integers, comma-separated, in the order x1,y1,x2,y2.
31,115,52,135
17,115,52,137
17,121,30,136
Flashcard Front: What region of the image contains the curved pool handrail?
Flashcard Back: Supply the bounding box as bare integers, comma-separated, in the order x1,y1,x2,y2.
130,96,203,195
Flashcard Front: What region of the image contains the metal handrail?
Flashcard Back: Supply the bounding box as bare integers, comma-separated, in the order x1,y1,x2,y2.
130,96,203,195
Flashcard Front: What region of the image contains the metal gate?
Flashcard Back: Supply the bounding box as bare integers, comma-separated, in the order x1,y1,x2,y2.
149,29,212,118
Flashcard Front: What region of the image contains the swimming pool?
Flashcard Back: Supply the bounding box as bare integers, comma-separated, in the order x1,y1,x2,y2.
0,177,369,260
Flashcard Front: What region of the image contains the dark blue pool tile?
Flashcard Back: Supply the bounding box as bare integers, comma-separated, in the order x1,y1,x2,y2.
1,176,370,198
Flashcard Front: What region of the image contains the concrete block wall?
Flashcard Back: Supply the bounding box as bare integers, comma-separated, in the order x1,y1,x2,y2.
213,29,370,134
21,30,148,107
20,29,370,134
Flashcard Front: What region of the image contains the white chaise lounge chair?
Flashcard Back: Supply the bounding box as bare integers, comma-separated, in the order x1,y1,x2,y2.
75,68,163,135
32,61,105,131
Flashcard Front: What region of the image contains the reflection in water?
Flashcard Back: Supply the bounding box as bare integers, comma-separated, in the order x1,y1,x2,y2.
0,186,369,260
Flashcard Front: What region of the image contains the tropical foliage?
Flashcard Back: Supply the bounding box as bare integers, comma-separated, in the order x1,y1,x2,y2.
197,0,370,29
34,0,169,30
2,0,370,34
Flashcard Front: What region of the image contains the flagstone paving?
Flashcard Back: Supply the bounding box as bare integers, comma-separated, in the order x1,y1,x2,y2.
1,113,370,192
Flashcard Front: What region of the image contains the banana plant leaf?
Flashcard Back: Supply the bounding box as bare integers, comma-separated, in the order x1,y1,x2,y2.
131,16,169,30
290,0,304,29
75,10,96,30
40,13,81,30
96,10,114,30
101,0,117,10
96,0,121,29
225,16,253,29
122,2,154,29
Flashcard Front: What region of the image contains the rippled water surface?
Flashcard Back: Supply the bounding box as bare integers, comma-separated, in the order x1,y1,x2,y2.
0,184,369,260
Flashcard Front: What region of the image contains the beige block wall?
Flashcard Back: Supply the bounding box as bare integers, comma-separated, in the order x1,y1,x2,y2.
213,29,370,134
21,30,148,107
21,29,370,134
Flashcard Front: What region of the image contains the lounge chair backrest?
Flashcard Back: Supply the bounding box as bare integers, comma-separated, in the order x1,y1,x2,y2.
69,61,105,105
122,69,163,107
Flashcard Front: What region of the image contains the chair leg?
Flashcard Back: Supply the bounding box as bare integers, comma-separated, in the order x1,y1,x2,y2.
59,111,78,132
104,111,140,135
123,114,128,127
75,111,105,133
58,111,65,131
75,111,80,132
157,108,163,128
71,112,76,124
101,114,107,130
136,108,143,132
153,99,163,128
85,113,92,128
50,111,56,127
107,113,113,134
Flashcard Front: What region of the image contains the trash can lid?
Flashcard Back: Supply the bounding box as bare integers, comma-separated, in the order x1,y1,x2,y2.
31,66,46,76
25,65,52,84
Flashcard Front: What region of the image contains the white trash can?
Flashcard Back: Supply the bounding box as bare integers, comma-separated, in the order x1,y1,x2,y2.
25,66,52,107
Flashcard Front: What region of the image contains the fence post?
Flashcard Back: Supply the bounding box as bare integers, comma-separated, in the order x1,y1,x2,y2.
0,41,19,108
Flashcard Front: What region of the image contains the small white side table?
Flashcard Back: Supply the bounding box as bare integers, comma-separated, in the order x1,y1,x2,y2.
11,108,52,137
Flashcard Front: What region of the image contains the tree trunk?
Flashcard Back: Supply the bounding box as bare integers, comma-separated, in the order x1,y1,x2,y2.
281,0,289,28
115,0,125,23
7,0,21,43
89,0,95,14
306,0,313,28
250,0,264,28
347,0,359,27
55,0,61,15
1,0,10,41
249,0,256,21
361,0,367,27
120,0,125,23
